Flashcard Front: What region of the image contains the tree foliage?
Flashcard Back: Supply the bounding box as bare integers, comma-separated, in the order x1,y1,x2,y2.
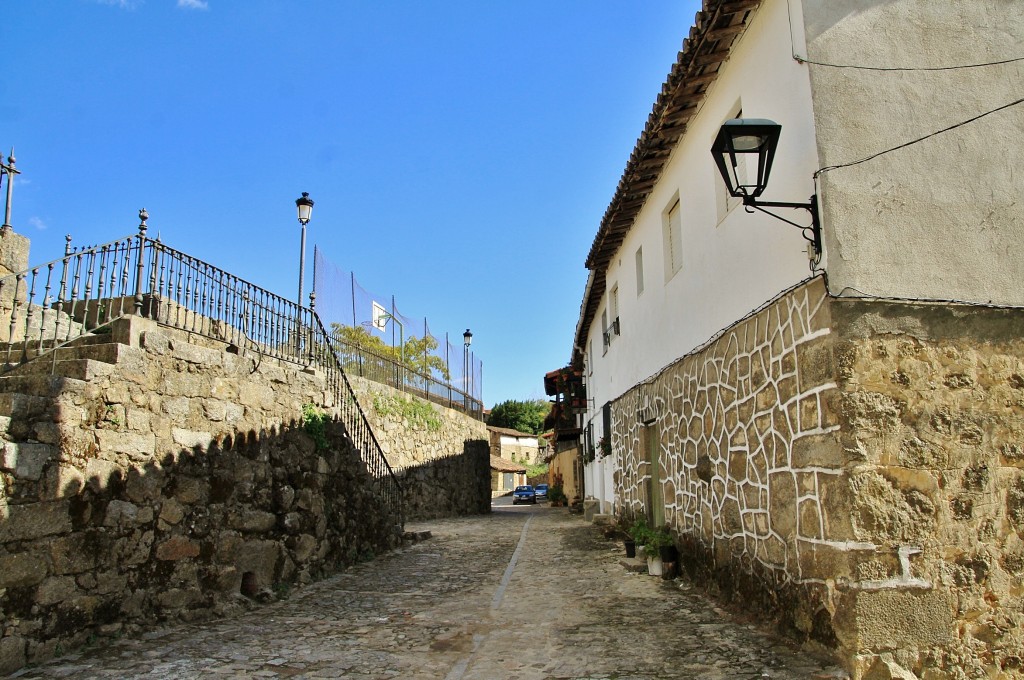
487,399,550,435
329,323,450,381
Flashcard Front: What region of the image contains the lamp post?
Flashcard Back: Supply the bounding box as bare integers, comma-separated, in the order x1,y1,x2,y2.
295,192,314,306
1,148,19,236
710,118,821,257
463,328,473,409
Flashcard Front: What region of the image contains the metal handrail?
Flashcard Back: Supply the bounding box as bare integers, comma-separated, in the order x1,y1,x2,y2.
0,220,403,526
0,232,143,366
330,336,484,419
308,314,403,516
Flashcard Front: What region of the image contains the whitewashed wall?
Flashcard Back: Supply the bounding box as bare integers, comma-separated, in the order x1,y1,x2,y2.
582,0,820,512
803,0,1024,306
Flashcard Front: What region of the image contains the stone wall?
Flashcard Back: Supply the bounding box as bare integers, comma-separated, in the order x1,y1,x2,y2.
347,376,490,520
830,300,1024,677
0,317,403,672
611,277,1024,677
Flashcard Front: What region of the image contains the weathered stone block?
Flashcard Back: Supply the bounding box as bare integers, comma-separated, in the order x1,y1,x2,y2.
156,586,203,610
93,570,128,596
173,477,209,504
234,539,281,587
85,458,123,493
833,588,954,653
125,465,165,503
0,502,72,542
116,529,154,566
162,396,190,420
36,576,78,606
172,428,213,451
94,430,156,459
43,464,86,500
103,499,140,528
289,533,318,563
1,442,55,481
159,497,185,526
170,340,222,367
155,535,200,561
49,533,99,575
0,553,47,588
230,510,276,533
0,635,26,676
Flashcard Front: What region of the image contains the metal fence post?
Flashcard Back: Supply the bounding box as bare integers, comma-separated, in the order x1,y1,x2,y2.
134,209,148,315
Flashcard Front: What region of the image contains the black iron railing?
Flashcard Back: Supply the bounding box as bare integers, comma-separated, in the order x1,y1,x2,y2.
0,216,403,525
330,337,484,419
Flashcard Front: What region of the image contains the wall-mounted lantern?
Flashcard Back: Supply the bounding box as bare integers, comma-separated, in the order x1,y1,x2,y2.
711,118,821,257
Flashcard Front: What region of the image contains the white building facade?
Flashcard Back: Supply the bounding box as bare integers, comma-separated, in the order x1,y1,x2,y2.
573,0,1024,676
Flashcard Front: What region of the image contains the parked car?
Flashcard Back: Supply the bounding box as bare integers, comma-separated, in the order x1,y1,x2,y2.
512,485,536,504
534,484,549,501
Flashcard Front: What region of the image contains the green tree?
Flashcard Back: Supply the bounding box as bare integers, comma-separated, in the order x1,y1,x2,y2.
487,399,551,435
329,323,450,381
403,334,450,381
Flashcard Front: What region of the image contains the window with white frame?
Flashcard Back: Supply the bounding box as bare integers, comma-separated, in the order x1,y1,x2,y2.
716,104,745,223
663,197,683,281
610,284,619,337
601,308,609,354
635,246,644,296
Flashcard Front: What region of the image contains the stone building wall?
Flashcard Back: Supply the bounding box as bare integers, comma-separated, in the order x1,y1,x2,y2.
347,376,490,520
612,277,1024,677
830,300,1024,677
0,317,403,672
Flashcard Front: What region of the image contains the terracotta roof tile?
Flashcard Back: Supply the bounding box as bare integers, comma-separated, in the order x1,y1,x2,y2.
574,0,762,357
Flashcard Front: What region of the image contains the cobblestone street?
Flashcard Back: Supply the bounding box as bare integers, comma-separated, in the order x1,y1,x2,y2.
13,502,846,679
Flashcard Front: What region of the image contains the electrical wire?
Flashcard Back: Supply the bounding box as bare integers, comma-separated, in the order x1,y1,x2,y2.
814,96,1024,178
784,0,1024,72
827,282,1024,311
794,55,1024,72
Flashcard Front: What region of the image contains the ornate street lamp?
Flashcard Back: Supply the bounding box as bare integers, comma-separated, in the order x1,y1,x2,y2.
711,119,821,257
295,192,314,306
463,329,473,408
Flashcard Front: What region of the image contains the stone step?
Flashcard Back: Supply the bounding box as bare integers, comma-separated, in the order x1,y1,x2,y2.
4,341,124,367
0,355,116,382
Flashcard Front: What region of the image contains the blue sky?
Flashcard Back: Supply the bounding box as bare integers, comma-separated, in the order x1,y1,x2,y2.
3,0,700,407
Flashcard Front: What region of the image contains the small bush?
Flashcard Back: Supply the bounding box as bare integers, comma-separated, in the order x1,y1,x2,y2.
302,403,330,452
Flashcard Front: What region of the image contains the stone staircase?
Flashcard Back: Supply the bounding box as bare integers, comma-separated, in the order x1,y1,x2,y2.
0,327,130,471
0,332,123,383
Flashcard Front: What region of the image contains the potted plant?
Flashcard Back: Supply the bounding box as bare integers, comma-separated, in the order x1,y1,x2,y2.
641,526,673,577
625,518,650,559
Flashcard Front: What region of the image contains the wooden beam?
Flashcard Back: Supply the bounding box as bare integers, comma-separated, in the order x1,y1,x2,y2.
695,49,731,66
707,23,746,40
679,72,719,87
719,0,759,15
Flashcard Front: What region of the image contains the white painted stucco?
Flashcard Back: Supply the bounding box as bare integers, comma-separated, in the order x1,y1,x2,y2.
498,434,538,448
581,0,820,513
802,0,1024,304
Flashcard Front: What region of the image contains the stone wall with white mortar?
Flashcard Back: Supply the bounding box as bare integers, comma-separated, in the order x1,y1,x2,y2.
612,277,1024,677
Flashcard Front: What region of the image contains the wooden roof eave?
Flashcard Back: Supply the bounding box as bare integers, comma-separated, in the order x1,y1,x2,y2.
575,1,760,354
